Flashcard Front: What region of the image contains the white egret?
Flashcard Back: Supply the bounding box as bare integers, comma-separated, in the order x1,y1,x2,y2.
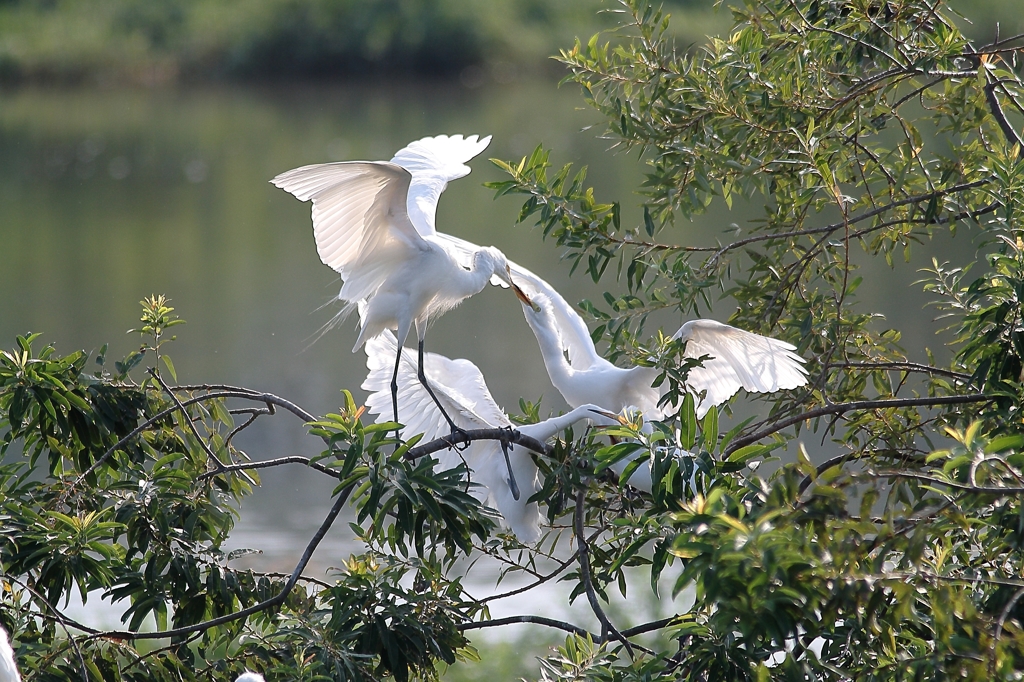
518,289,808,419
271,134,534,442
0,627,19,682
235,673,265,682
362,331,606,542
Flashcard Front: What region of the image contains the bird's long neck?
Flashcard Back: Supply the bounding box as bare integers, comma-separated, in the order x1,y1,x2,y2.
524,309,574,390
523,404,605,441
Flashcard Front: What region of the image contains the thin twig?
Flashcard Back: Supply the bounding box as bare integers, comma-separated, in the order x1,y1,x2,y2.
4,575,91,680
703,179,989,267
870,470,1024,494
835,361,972,381
149,368,228,470
197,455,343,481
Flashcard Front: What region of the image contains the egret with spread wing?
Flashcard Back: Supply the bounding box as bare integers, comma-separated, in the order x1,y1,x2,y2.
362,331,605,542
271,135,534,441
518,288,808,419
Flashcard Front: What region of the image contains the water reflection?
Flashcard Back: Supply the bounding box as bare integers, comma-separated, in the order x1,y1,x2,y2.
0,81,974,634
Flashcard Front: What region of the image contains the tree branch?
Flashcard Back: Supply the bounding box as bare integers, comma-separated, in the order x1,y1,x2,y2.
724,394,995,456
702,179,990,267
621,617,678,638
405,428,553,461
458,615,593,638
74,388,320,488
985,74,1024,149
574,488,633,657
197,455,343,481
834,361,972,381
84,484,352,641
149,368,228,471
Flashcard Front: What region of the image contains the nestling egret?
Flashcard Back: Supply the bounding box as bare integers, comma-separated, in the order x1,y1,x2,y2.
519,289,808,419
271,134,534,439
0,627,20,682
362,331,605,542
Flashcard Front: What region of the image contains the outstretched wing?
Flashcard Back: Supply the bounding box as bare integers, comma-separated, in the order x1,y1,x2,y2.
675,320,808,416
390,134,492,237
271,161,426,311
362,332,509,466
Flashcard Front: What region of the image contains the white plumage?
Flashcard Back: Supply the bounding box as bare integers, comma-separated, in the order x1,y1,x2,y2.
362,331,604,542
0,627,19,682
519,289,808,420
235,673,266,682
272,134,533,435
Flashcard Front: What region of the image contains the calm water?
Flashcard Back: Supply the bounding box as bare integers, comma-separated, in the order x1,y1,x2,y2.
0,81,972,636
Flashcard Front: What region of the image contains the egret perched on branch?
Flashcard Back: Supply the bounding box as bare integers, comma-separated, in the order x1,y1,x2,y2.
362,331,605,542
271,134,534,438
518,287,808,419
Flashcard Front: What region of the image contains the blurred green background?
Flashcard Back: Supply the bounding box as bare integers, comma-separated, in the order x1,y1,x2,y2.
0,0,1017,85
0,0,728,84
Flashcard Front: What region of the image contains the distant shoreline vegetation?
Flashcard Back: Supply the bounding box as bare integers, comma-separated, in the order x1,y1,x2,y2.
0,0,1015,86
0,0,718,86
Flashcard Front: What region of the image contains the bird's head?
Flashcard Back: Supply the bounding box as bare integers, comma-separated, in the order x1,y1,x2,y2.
521,291,555,322
483,248,538,311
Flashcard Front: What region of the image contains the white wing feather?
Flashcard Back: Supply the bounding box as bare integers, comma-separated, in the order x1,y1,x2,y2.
362,332,508,468
0,627,20,682
271,161,426,315
391,134,492,237
675,319,808,416
361,332,545,540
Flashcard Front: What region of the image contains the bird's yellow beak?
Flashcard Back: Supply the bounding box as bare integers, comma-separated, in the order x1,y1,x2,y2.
508,267,539,312
588,408,628,425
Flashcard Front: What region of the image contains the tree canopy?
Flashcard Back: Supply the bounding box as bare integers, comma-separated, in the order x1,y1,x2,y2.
4,0,1024,679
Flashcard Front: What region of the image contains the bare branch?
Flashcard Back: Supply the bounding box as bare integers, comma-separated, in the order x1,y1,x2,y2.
197,455,343,481
725,394,995,456
405,428,553,461
985,75,1024,149
74,388,321,488
458,615,592,638
834,361,972,381
621,617,678,638
870,470,1024,494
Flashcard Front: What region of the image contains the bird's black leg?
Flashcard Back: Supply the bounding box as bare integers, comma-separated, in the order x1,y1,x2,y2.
391,345,403,445
499,437,522,501
417,339,469,446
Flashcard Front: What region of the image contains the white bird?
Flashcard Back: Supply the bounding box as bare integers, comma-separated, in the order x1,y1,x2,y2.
0,627,20,682
271,135,534,445
235,673,265,682
518,289,808,420
362,331,605,542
